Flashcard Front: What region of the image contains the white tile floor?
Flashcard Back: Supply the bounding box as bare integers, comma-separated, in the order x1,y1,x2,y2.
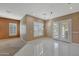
15,38,79,56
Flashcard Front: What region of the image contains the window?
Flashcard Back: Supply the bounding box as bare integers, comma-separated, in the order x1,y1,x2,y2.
38,22,44,36
53,19,71,42
34,22,44,37
53,22,59,39
9,23,17,36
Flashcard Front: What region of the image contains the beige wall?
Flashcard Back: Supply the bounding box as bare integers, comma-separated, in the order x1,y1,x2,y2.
44,20,52,38
72,12,79,43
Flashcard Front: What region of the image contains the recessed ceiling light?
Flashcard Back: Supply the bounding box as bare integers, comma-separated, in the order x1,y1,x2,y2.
70,7,73,9
6,10,11,13
67,3,73,9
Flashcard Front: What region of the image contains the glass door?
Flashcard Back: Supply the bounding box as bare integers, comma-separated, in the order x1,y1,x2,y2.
60,20,72,42
53,19,72,42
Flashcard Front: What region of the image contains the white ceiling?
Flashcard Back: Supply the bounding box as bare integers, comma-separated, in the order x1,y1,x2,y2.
0,3,79,20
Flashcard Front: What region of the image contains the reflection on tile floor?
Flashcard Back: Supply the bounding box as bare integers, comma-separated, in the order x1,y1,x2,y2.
15,38,79,56
1,38,78,56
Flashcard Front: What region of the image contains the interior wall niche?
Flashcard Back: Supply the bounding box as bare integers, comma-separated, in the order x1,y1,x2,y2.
20,15,46,41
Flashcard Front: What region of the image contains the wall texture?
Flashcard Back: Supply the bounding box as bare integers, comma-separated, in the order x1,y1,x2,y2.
44,20,52,38
0,17,20,39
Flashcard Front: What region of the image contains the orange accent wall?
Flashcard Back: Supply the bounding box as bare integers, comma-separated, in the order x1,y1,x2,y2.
0,17,20,39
